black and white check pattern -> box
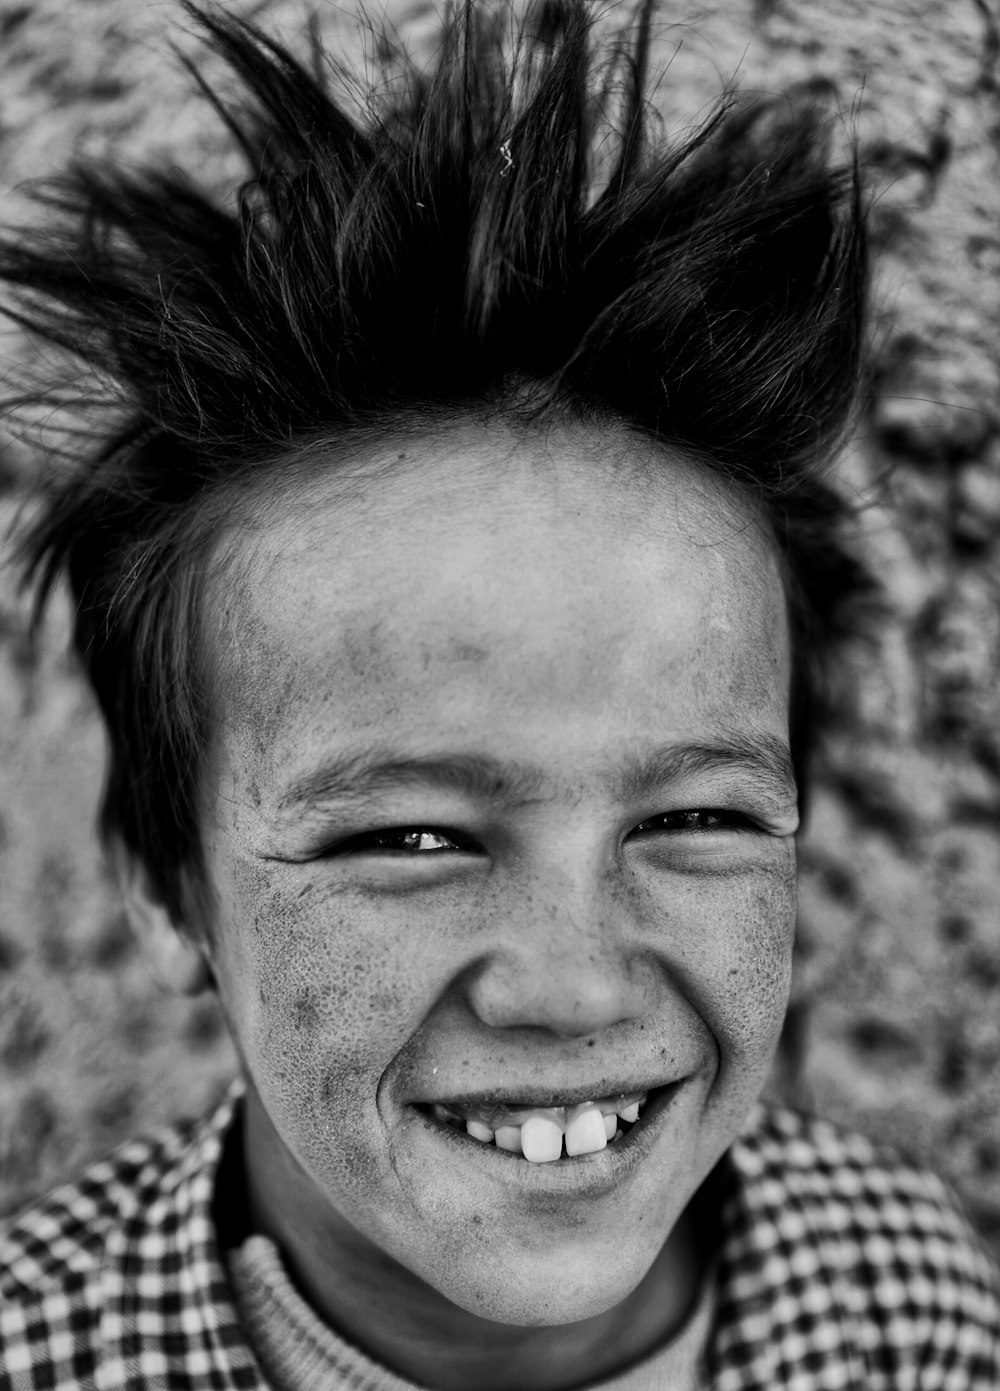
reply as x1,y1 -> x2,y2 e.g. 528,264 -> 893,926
2,1089 -> 998,1390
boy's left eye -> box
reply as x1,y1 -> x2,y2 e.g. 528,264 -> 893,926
629,809 -> 750,835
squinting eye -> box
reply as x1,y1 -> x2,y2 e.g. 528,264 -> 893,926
344,828 -> 473,855
631,809 -> 743,835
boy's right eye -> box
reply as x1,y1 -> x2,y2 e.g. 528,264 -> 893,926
333,827 -> 479,856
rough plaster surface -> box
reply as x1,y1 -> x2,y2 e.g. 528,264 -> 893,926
1,0 -> 998,1261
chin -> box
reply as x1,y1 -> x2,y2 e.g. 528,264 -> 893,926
423,1236 -> 665,1328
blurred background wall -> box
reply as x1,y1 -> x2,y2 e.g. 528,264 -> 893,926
1,0 -> 998,1258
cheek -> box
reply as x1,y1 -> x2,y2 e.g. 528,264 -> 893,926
210,860 -> 436,1126
646,849 -> 797,1064
722,862 -> 797,1057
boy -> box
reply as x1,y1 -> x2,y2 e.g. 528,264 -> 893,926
1,2 -> 997,1387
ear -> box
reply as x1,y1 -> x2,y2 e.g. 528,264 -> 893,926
114,849 -> 212,996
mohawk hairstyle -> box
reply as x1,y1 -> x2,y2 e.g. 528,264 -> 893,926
2,0 -> 871,924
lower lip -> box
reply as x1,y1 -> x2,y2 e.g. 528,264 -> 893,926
408,1083 -> 684,1196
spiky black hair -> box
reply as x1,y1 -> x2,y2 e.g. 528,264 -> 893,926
2,0 -> 871,924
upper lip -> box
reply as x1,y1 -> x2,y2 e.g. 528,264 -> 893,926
414,1078 -> 675,1110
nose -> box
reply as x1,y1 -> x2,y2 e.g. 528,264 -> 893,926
464,870 -> 652,1039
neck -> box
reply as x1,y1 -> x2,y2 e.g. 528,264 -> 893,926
237,1093 -> 707,1391
295,1223 -> 701,1391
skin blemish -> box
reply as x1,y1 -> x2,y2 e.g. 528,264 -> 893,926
448,640 -> 489,664
291,992 -> 320,1032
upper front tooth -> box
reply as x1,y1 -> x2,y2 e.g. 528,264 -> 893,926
619,1101 -> 640,1124
521,1115 -> 564,1163
495,1125 -> 523,1154
466,1119 -> 495,1143
564,1104 -> 608,1157
603,1112 -> 617,1140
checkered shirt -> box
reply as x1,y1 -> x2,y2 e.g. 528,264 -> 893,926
2,1089 -> 998,1390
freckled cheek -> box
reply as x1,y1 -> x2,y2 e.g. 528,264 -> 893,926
645,855 -> 797,1064
212,870 -> 460,1102
720,869 -> 797,1061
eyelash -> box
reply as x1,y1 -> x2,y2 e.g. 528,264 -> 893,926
334,810 -> 756,856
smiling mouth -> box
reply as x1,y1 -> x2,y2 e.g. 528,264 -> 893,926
419,1089 -> 662,1164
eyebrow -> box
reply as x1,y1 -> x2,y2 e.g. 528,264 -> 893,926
275,732 -> 796,817
277,752 -> 546,815
612,732 -> 796,804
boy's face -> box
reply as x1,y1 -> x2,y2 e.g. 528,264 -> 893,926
197,418 -> 799,1327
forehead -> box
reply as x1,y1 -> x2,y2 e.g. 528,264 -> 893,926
205,417 -> 790,782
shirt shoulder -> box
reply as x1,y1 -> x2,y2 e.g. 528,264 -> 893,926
1,1124 -> 186,1292
0,1091 -> 256,1391
738,1103 -> 998,1283
711,1102 -> 1000,1390
0,1131 -> 171,1389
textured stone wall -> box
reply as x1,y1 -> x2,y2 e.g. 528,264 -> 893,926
1,0 -> 998,1260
